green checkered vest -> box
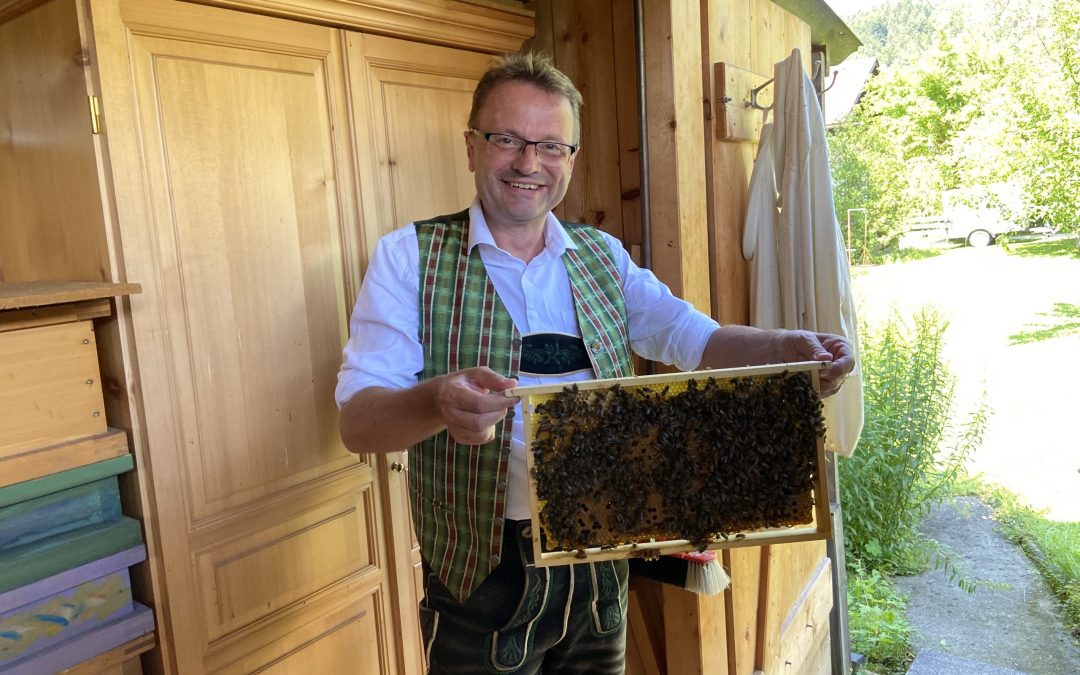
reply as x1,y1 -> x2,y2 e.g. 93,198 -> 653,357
412,209 -> 634,601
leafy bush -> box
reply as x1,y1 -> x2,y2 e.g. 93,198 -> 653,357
847,561 -> 915,674
840,308 -> 987,574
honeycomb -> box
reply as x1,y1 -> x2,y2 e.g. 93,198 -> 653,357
529,371 -> 825,553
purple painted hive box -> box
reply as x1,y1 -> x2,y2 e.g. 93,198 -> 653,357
0,546 -> 145,664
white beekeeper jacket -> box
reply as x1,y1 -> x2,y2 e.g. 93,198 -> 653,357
742,48 -> 864,456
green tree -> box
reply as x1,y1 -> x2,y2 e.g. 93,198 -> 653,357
847,0 -> 937,68
1015,1 -> 1080,231
828,0 -> 1080,256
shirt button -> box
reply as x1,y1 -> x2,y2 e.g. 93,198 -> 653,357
590,339 -> 603,352
498,481 -> 508,489
512,338 -> 522,348
490,554 -> 502,567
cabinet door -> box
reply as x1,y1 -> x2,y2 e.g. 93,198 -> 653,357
91,0 -> 391,671
0,0 -> 110,284
347,33 -> 496,264
344,33 -> 496,674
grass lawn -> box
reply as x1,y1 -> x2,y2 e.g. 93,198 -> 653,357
978,481 -> 1080,637
988,233 -> 1078,635
1003,234 -> 1080,258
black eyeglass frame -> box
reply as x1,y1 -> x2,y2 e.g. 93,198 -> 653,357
468,128 -> 579,160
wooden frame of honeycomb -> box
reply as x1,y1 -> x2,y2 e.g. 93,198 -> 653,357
512,361 -> 832,567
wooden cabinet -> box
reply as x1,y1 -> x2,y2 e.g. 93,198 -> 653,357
89,3 -> 394,670
0,0 -> 528,671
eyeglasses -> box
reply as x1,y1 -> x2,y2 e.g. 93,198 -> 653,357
468,128 -> 578,162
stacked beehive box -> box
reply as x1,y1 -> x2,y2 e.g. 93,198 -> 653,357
0,282 -> 154,673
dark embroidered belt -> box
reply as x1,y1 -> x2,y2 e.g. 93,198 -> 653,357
519,332 -> 592,377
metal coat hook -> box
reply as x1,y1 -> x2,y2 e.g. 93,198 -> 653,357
747,61 -> 838,111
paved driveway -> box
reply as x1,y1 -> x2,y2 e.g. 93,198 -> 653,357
850,244 -> 1080,522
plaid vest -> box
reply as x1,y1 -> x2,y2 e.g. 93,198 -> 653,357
412,209 -> 634,601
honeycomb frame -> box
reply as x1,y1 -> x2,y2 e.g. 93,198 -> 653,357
511,361 -> 832,567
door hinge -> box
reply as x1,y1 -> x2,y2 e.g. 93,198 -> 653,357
88,95 -> 103,135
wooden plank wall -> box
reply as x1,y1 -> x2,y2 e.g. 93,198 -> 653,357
531,2 -> 829,673
707,0 -> 811,325
529,0 -> 642,259
529,0 -> 809,321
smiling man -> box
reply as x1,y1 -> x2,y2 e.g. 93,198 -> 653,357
336,51 -> 854,675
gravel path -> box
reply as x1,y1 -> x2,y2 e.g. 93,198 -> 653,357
893,497 -> 1080,674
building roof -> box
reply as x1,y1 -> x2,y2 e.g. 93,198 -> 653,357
822,54 -> 879,126
770,0 -> 862,65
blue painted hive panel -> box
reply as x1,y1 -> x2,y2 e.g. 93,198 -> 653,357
0,477 -> 121,552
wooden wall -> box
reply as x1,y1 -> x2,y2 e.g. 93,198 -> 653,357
530,0 -> 810,322
529,0 -> 642,257
706,0 -> 811,324
531,2 -> 828,673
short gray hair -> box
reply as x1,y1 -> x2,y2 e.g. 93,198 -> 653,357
468,51 -> 584,143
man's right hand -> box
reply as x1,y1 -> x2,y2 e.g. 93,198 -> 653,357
339,367 -> 520,454
435,367 -> 520,445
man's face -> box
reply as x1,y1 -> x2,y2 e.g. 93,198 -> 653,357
466,81 -> 578,234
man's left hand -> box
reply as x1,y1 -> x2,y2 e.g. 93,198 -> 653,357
779,330 -> 855,397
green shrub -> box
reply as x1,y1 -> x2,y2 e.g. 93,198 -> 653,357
847,562 -> 915,674
840,308 -> 988,574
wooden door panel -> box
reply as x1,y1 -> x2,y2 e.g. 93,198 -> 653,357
760,541 -> 832,674
258,592 -> 384,675
193,483 -> 377,642
214,588 -> 386,673
133,39 -> 355,520
106,1 -> 392,670
0,0 -> 110,284
377,73 -> 478,224
348,33 -> 495,255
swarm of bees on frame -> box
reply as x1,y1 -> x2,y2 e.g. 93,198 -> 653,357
530,372 -> 825,554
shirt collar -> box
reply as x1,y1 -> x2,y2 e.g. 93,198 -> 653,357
467,197 -> 578,258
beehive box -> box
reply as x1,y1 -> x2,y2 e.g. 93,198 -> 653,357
514,361 -> 832,566
0,320 -> 107,460
0,546 -> 146,664
0,456 -> 142,595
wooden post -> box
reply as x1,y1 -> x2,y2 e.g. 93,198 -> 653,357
640,0 -> 711,315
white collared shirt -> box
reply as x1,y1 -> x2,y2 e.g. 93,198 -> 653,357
336,199 -> 720,518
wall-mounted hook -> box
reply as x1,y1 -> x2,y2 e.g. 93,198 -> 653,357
746,62 -> 836,111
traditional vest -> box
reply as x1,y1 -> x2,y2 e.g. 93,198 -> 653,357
411,209 -> 634,602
